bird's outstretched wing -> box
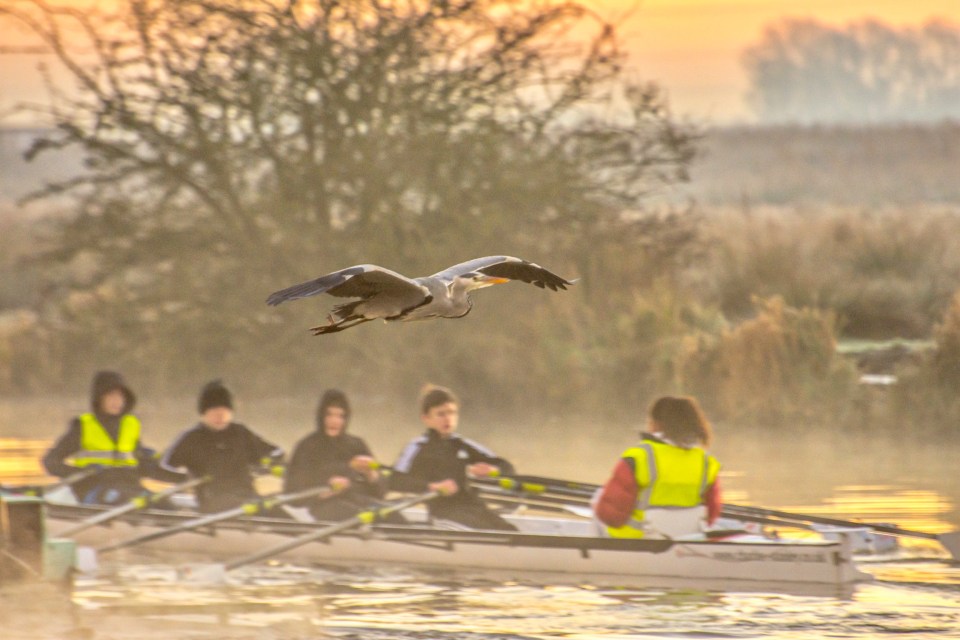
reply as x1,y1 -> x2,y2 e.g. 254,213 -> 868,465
431,256 -> 573,291
266,264 -> 427,306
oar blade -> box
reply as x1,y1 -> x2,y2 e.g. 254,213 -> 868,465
938,531 -> 960,561
562,504 -> 594,518
74,545 -> 99,574
177,563 -> 228,584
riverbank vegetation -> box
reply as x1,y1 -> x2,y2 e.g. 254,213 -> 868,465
5,197 -> 959,434
1,0 -> 958,435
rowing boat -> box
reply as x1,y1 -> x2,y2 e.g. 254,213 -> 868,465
44,500 -> 872,588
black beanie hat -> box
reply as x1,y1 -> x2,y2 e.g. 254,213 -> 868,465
316,388 -> 351,432
198,380 -> 233,413
90,370 -> 136,413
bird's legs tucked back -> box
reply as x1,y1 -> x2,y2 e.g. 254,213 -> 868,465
310,316 -> 373,335
310,300 -> 373,335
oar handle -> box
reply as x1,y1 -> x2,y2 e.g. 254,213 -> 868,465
225,490 -> 440,571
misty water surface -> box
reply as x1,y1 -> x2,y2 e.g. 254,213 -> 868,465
1,396 -> 959,639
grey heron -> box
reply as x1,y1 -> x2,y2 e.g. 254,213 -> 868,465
266,256 -> 574,335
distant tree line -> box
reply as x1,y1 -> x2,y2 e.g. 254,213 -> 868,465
743,18 -> 960,123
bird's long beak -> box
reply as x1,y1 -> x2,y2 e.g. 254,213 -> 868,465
466,274 -> 510,291
475,275 -> 510,289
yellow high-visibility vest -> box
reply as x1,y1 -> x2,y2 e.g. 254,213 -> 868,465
73,413 -> 141,468
606,439 -> 720,539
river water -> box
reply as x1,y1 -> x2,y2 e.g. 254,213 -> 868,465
1,400 -> 959,639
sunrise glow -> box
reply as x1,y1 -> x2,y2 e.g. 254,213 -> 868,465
1,0 -> 958,122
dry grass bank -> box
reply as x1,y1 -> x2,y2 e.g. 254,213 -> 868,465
688,122 -> 960,207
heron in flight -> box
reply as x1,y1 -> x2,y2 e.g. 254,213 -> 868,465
266,256 -> 574,335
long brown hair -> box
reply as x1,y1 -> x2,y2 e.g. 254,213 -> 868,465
648,396 -> 713,448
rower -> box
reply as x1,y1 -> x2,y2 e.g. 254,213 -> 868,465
284,388 -> 403,523
160,380 -> 284,513
42,370 -> 184,505
594,396 -> 722,539
390,384 -> 517,531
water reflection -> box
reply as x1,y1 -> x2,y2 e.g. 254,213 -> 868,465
0,438 -> 50,484
3,425 -> 960,639
56,565 -> 960,640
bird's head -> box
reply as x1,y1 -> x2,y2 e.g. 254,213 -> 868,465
457,272 -> 510,291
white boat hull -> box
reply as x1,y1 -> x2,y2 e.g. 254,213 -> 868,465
46,503 -> 871,588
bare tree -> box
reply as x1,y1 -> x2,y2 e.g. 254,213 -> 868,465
1,0 -> 696,399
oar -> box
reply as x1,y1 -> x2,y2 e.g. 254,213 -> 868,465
487,474 -> 960,559
476,484 -> 590,506
47,467 -> 107,492
4,467 -> 107,498
372,465 -> 591,517
472,475 -> 595,501
59,476 -> 211,537
475,485 -> 594,518
367,464 -> 581,516
224,490 -> 439,571
97,484 -> 336,554
723,504 -> 960,560
503,474 -> 600,493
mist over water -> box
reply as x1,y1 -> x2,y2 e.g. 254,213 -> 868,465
4,395 -> 959,530
2,397 -> 959,639
3,2 -> 959,636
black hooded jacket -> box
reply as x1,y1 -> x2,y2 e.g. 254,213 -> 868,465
284,391 -> 386,501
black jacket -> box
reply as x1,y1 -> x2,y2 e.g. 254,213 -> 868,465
284,430 -> 386,500
390,430 -> 515,510
161,422 -> 283,512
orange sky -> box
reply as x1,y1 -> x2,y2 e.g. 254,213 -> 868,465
588,0 -> 960,120
589,0 -> 960,121
1,0 -> 958,124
